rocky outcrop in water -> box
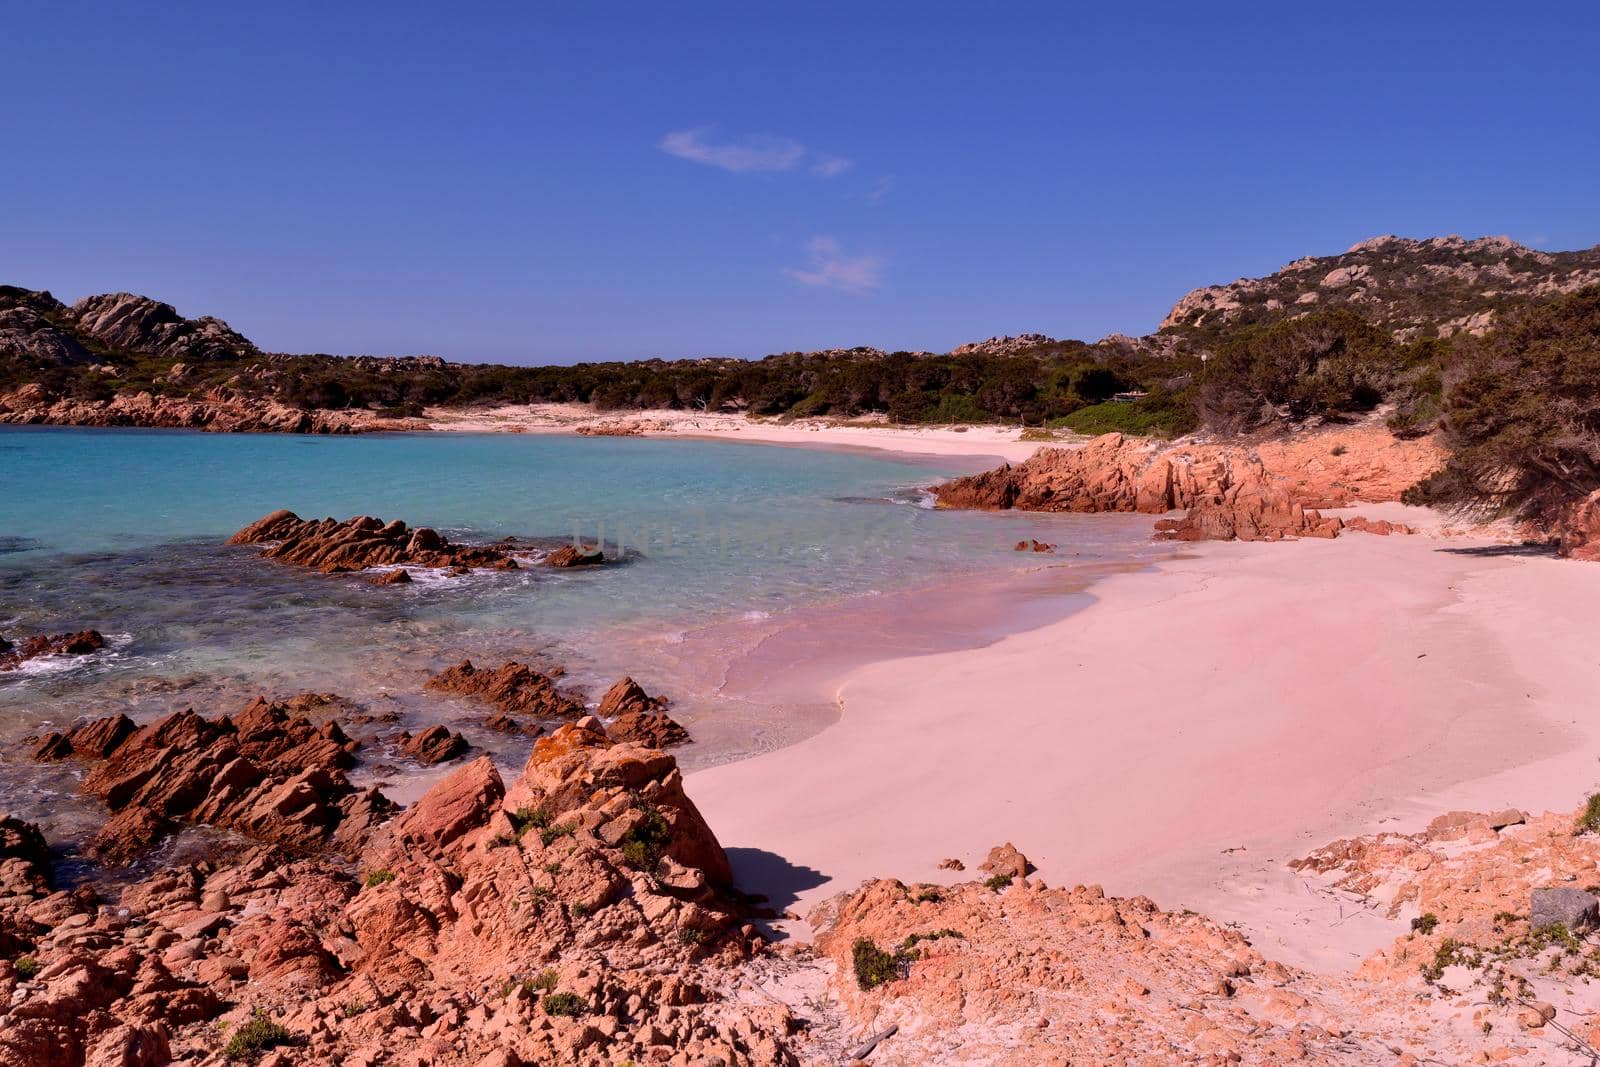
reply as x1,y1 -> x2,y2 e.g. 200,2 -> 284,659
425,660 -> 584,730
227,510 -> 520,573
397,723 -> 469,765
0,630 -> 105,672
545,543 -> 606,567
597,677 -> 691,748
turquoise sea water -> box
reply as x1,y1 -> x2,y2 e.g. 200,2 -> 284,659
0,426 -> 1161,833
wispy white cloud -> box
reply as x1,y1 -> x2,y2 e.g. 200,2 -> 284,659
810,155 -> 853,179
659,128 -> 805,173
786,236 -> 882,293
863,175 -> 894,203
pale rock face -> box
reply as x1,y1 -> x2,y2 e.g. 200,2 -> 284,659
1159,233 -> 1600,333
69,292 -> 256,362
0,306 -> 93,365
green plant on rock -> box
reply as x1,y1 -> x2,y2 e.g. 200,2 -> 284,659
1411,913 -> 1439,935
983,873 -> 1014,892
363,869 -> 396,888
521,969 -> 558,996
12,956 -> 38,980
899,928 -> 965,953
619,801 -> 673,872
510,805 -> 553,840
542,991 -> 589,1017
223,1010 -> 293,1060
852,937 -> 911,991
1580,793 -> 1600,835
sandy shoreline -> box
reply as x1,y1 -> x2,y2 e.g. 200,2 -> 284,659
425,406 -> 1592,973
424,402 -> 1048,465
686,524 -> 1600,970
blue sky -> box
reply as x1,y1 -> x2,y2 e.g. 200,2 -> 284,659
3,2 -> 1597,363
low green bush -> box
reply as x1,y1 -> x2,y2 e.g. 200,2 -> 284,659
542,991 -> 589,1017
223,1011 -> 292,1060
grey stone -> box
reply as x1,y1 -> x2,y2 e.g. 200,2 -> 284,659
1530,887 -> 1599,932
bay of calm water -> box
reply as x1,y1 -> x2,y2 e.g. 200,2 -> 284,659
0,426 -> 1163,833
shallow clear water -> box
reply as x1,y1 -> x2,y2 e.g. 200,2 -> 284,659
0,426 -> 1164,831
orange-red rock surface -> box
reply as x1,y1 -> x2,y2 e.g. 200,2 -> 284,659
934,426 -> 1445,543
228,510 -> 519,574
8,685 -> 1597,1065
0,630 -> 104,672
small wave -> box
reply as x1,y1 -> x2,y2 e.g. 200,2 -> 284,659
2,631 -> 135,680
0,536 -> 43,555
741,610 -> 770,621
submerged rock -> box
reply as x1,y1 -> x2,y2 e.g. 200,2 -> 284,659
0,630 -> 105,672
546,543 -> 605,567
425,658 -> 583,724
227,510 -> 520,574
398,723 -> 468,765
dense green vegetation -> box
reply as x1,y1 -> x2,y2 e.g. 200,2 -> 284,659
1406,286 -> 1600,525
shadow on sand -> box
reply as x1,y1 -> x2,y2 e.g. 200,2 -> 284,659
726,846 -> 829,918
1434,542 -> 1559,558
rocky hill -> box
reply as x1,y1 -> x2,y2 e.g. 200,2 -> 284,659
0,287 -> 259,368
1161,234 -> 1600,340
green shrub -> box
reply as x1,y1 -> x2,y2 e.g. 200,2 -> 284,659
1411,913 -> 1439,935
922,393 -> 990,425
983,873 -> 1014,892
542,991 -> 589,1017
539,822 -> 575,847
1579,793 -> 1600,834
1050,392 -> 1195,437
851,937 -> 908,990
510,805 -> 552,839
1421,286 -> 1600,525
899,928 -> 965,952
619,804 -> 672,871
1194,307 -> 1400,431
12,956 -> 38,980
223,1011 -> 292,1060
522,969 -> 558,995
363,869 -> 396,888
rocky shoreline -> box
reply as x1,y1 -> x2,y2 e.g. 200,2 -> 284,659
933,425 -> 1449,544
0,384 -> 423,436
6,680 -> 1600,1064
5,511 -> 1600,1062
